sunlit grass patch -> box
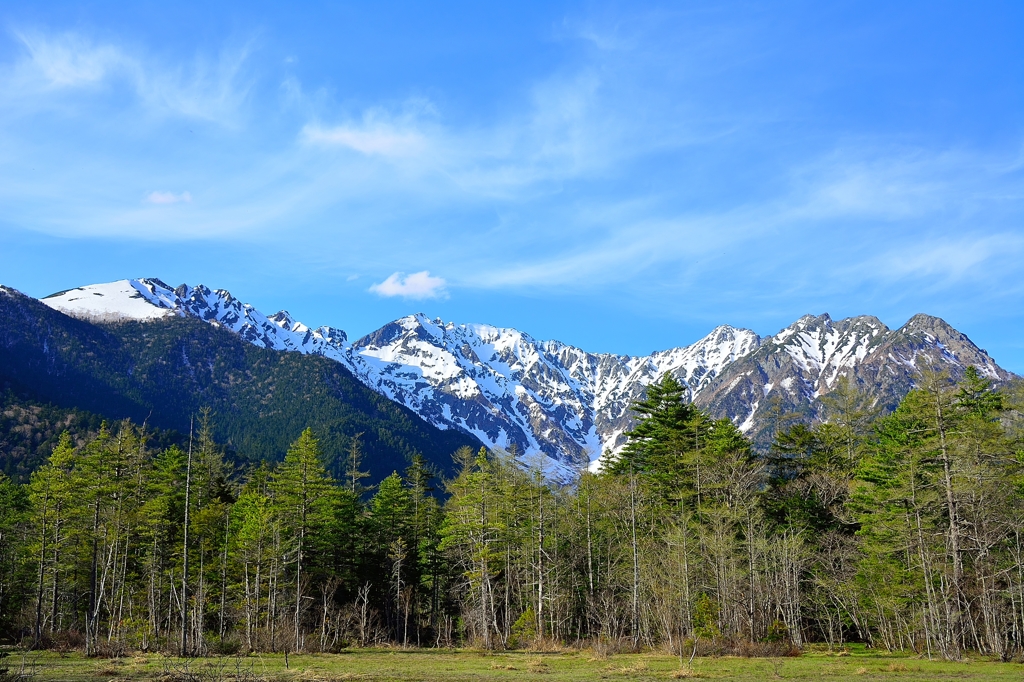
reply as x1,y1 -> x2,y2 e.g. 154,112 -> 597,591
606,658 -> 649,675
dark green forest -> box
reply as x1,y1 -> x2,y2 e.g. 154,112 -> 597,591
0,288 -> 475,481
1,366 -> 1023,662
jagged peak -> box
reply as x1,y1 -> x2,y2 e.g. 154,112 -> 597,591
315,325 -> 348,343
848,314 -> 885,324
268,310 -> 298,329
770,313 -> 892,344
696,324 -> 760,345
354,319 -> 414,348
772,313 -> 832,338
398,313 -> 540,348
799,312 -> 832,325
138,277 -> 174,292
900,313 -> 955,333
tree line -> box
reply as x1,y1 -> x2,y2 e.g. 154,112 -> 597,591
0,367 -> 1022,661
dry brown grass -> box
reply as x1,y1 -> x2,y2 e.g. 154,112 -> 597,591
291,671 -> 361,682
94,659 -> 125,676
607,659 -> 650,675
526,638 -> 571,653
526,657 -> 550,674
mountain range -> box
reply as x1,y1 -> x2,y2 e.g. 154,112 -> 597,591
0,284 -> 476,482
34,278 -> 1016,478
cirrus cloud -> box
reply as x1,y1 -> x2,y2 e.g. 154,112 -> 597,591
369,271 -> 448,299
14,30 -> 123,87
3,29 -> 254,125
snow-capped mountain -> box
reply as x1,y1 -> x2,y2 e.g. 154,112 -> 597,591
42,279 -> 1014,475
347,316 -> 759,475
693,313 -> 1011,443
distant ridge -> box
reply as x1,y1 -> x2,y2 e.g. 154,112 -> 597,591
41,279 -> 1016,476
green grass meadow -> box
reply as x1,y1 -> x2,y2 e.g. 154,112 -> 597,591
4,645 -> 1024,682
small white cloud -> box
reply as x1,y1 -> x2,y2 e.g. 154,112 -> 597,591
146,191 -> 192,205
369,271 -> 448,299
346,274 -> 359,281
302,122 -> 426,157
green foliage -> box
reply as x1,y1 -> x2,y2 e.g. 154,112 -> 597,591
508,605 -> 537,648
0,471 -> 29,633
0,359 -> 1022,663
609,373 -> 698,479
608,373 -> 756,514
692,594 -> 721,641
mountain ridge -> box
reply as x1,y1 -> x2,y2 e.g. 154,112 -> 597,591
3,284 -> 477,481
39,278 -> 1015,476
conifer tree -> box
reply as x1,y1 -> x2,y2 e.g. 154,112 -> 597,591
611,374 -> 695,475
609,373 -> 709,507
0,471 -> 29,638
27,432 -> 74,645
372,472 -> 412,642
270,428 -> 335,651
345,433 -> 371,497
440,447 -> 502,648
231,464 -> 276,651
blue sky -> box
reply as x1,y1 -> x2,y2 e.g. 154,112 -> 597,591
2,1 -> 1023,371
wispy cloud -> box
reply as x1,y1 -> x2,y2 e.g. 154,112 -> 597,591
293,68 -> 660,197
369,271 -> 448,300
302,122 -> 426,157
299,97 -> 437,158
460,142 -> 1024,299
14,30 -> 122,87
867,234 -> 1024,285
3,15 -> 1024,325
791,147 -> 1001,222
0,20 -> 727,241
2,29 -> 254,124
145,190 -> 192,205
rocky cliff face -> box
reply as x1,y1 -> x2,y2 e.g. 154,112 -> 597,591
41,279 -> 1015,477
693,313 -> 1012,446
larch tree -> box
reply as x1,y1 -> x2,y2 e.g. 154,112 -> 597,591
270,427 -> 336,652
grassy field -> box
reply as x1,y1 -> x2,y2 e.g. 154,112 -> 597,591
3,646 -> 1023,681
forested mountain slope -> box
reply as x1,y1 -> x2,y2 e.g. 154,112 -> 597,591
0,392 -> 187,481
40,278 -> 1016,475
0,286 -> 476,481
